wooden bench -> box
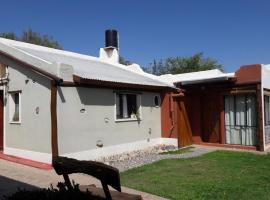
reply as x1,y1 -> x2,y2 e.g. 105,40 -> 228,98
52,156 -> 142,200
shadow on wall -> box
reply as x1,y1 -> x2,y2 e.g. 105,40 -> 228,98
75,87 -> 158,108
0,55 -> 51,91
76,87 -> 114,106
58,87 -> 66,103
0,175 -> 38,198
141,93 -> 157,108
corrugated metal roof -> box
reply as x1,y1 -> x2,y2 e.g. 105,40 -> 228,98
158,69 -> 235,85
0,38 -> 174,88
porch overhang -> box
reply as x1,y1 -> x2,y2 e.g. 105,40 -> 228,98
178,76 -> 235,85
73,75 -> 178,92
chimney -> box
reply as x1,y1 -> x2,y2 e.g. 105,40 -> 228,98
99,29 -> 119,63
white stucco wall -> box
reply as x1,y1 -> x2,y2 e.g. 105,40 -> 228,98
262,64 -> 270,149
57,87 -> 162,157
262,64 -> 270,90
0,55 -> 170,163
0,56 -> 52,157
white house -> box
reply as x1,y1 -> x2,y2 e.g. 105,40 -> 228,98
0,31 -> 177,164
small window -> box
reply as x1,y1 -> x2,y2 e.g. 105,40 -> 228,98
116,93 -> 141,120
154,95 -> 160,107
9,92 -> 21,123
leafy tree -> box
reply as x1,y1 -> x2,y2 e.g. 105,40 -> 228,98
0,32 -> 17,40
147,52 -> 223,75
119,56 -> 132,65
119,56 -> 127,65
0,28 -> 63,49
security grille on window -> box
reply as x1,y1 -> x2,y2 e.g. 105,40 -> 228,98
10,92 -> 21,123
116,93 -> 140,120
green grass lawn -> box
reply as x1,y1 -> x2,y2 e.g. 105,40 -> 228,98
121,151 -> 270,200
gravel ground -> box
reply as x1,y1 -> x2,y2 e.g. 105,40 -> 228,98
98,145 -> 216,172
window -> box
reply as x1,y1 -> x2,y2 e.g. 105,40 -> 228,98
154,95 -> 160,107
265,96 -> 270,126
115,93 -> 141,120
225,95 -> 256,127
224,95 -> 257,145
9,92 -> 21,123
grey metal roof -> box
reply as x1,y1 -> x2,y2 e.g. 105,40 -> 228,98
158,69 -> 235,85
0,38 -> 174,88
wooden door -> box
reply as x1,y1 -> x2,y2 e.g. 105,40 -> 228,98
0,91 -> 3,150
177,98 -> 193,147
201,93 -> 220,143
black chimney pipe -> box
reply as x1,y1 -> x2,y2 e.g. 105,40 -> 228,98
105,29 -> 118,49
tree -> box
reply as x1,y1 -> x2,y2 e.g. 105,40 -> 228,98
119,56 -> 133,65
0,28 -> 63,49
119,56 -> 127,65
147,52 -> 223,75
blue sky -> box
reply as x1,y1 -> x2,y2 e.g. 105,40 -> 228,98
1,0 -> 270,72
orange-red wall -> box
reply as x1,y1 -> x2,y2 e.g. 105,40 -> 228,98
160,64 -> 262,147
235,64 -> 261,84
188,94 -> 202,143
161,92 -> 178,138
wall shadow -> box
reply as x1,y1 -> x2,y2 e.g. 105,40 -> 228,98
76,87 -> 113,106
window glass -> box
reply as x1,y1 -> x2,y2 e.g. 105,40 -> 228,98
225,94 -> 257,146
235,95 -> 246,126
154,95 -> 160,107
224,95 -> 256,127
116,93 -> 140,120
264,96 -> 270,126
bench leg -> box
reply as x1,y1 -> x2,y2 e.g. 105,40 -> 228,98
101,181 -> 112,200
63,173 -> 73,190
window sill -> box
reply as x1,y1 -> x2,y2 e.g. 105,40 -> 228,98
10,121 -> 21,124
115,118 -> 142,122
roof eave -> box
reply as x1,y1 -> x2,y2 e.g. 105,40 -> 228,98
73,75 -> 177,92
176,76 -> 235,86
0,49 -> 62,83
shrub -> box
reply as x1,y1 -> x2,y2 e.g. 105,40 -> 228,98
3,182 -> 104,200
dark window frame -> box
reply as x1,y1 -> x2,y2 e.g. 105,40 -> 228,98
115,93 -> 141,120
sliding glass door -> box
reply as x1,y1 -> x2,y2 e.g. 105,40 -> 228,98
224,95 -> 257,146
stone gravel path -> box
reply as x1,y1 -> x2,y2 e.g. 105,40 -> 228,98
106,145 -> 216,172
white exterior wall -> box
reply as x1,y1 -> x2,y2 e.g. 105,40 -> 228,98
0,56 -> 176,163
262,64 -> 270,89
262,64 -> 270,149
57,87 -> 170,160
1,56 -> 52,163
